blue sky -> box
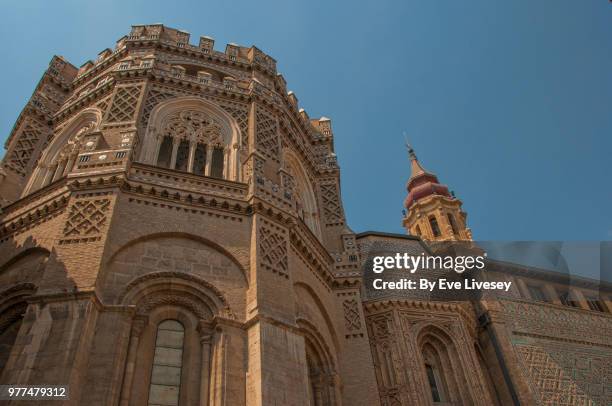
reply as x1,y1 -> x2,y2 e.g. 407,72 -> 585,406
1,0 -> 611,241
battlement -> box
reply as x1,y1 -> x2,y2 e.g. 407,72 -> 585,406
54,24 -> 333,140
125,24 -> 277,74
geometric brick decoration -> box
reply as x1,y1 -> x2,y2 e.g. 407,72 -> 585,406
258,222 -> 288,276
343,299 -> 362,331
7,119 -> 45,176
106,85 -> 142,123
62,198 -> 110,241
320,181 -> 343,226
141,88 -> 177,126
222,103 -> 249,146
515,344 -> 610,406
255,106 -> 279,158
96,97 -> 111,116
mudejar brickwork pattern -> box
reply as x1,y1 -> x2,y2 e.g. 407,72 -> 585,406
0,24 -> 610,406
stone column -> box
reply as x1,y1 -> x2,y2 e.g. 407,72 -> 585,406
313,376 -> 323,406
52,161 -> 65,182
222,147 -> 230,179
571,288 -> 590,310
119,317 -> 147,406
543,284 -> 561,305
198,321 -> 213,406
63,156 -> 76,176
188,141 -> 197,173
43,164 -> 58,186
515,278 -> 530,299
204,147 -> 214,176
153,134 -> 163,165
39,164 -> 52,187
170,139 -> 180,170
209,326 -> 227,406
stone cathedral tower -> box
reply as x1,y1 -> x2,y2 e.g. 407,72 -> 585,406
0,24 -> 380,406
402,145 -> 472,241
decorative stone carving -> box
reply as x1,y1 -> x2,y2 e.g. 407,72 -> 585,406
255,106 -> 279,158
162,110 -> 223,146
6,119 -> 46,176
515,343 -> 609,406
320,180 -> 343,226
62,198 -> 110,241
106,85 -> 142,123
258,221 -> 288,276
343,299 -> 362,331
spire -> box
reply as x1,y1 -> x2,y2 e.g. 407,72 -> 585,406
401,139 -> 472,241
405,142 -> 431,181
403,140 -> 449,209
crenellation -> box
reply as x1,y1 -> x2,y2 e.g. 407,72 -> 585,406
286,90 -> 298,109
198,35 -> 214,53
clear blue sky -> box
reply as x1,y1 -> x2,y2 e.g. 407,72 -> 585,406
1,0 -> 611,241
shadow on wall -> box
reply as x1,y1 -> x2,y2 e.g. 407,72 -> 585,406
0,234 -> 78,385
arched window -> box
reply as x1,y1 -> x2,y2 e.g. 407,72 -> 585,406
157,136 -> 173,168
147,320 -> 185,406
193,144 -> 207,175
414,224 -> 421,236
175,140 -> 190,172
429,216 -> 441,237
210,147 -> 224,178
447,213 -> 459,235
141,98 -> 242,181
417,327 -> 496,405
24,111 -> 101,195
47,123 -> 95,184
151,109 -> 229,179
283,151 -> 322,239
425,364 -> 443,402
422,343 -> 448,403
305,340 -> 335,406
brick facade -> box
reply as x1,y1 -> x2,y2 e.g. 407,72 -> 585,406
0,24 -> 610,406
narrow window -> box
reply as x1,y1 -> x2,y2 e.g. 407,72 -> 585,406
157,136 -> 173,168
193,143 -> 206,175
210,147 -> 224,178
429,216 -> 441,237
414,225 -> 421,236
527,284 -> 545,301
79,155 -> 91,163
175,140 -> 190,172
425,364 -> 442,402
586,298 -> 605,312
560,292 -> 579,308
447,213 -> 459,235
148,320 -> 185,406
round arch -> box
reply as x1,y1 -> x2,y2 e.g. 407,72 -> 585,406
23,108 -> 102,194
415,323 -> 473,405
298,318 -> 340,406
139,96 -> 242,180
120,271 -> 232,319
294,282 -> 340,353
283,149 -> 322,239
104,231 -> 248,282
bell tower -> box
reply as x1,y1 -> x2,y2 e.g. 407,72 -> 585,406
402,144 -> 472,241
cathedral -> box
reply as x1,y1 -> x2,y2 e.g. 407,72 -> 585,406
0,24 -> 610,405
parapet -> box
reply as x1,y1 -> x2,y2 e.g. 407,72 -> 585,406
125,24 -> 277,74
